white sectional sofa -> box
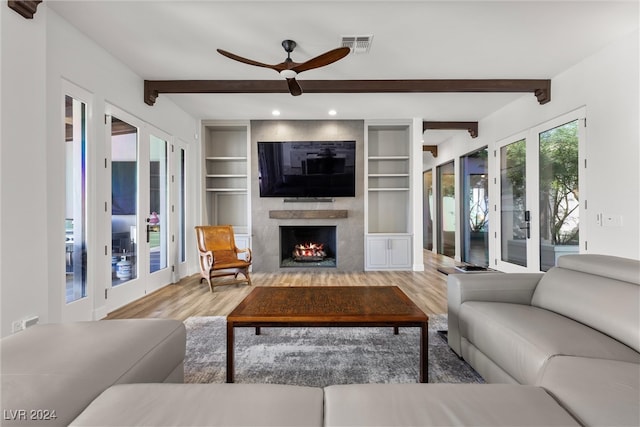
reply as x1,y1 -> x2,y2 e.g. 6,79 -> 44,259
447,254 -> 640,426
0,319 -> 186,426
70,382 -> 580,427
2,254 -> 638,426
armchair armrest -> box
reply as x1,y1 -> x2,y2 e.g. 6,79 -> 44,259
447,272 -> 544,357
198,249 -> 214,272
236,247 -> 252,263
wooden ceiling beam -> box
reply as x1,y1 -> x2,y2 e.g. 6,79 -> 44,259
423,146 -> 438,157
144,79 -> 551,106
423,121 -> 479,138
8,0 -> 42,19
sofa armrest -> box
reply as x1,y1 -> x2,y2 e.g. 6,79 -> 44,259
447,273 -> 543,357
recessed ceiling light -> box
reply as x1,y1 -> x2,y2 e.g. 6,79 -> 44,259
328,109 -> 337,116
272,110 -> 281,116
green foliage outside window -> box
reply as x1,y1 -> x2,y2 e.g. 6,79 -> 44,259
539,120 -> 579,245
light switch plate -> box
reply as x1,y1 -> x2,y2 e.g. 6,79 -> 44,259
603,214 -> 623,227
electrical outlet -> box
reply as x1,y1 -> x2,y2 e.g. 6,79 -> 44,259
11,316 -> 39,334
12,320 -> 24,334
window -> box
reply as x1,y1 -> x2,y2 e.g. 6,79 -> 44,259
423,170 -> 433,251
65,95 -> 88,303
461,147 -> 489,266
437,161 -> 455,257
500,139 -> 527,267
111,117 -> 138,285
538,120 -> 580,271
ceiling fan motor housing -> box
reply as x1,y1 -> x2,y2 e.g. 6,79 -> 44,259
282,39 -> 296,53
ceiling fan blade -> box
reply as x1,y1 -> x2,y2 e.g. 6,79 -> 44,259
286,78 -> 303,96
216,49 -> 278,71
291,47 -> 350,74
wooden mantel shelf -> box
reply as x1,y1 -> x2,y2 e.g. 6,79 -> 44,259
269,210 -> 348,220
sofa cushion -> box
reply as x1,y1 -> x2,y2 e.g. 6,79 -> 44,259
1,319 -> 185,426
539,356 -> 640,427
532,255 -> 640,352
460,301 -> 640,384
324,383 -> 580,426
70,383 -> 324,427
557,254 -> 640,285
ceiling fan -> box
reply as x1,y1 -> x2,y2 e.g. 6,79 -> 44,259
217,40 -> 350,96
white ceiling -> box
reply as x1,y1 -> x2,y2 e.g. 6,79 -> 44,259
48,1 -> 638,144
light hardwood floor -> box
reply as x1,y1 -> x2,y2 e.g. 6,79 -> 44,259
105,251 -> 456,321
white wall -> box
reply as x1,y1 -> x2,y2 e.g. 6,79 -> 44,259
424,29 -> 640,263
1,5 -> 200,337
1,3 -> 49,338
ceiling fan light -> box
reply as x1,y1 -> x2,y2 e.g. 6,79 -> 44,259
280,69 -> 297,79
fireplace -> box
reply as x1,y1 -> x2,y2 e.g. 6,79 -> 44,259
279,226 -> 337,268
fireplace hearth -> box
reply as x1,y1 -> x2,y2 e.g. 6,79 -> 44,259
280,226 -> 337,268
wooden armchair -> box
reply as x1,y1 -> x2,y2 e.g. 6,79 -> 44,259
195,225 -> 252,292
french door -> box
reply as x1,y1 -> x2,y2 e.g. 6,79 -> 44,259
172,140 -> 190,281
105,107 -> 174,311
62,82 -> 93,321
495,109 -> 586,272
436,161 -> 456,257
423,170 -> 433,251
461,147 -> 489,267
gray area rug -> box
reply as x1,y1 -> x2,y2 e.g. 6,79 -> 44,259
184,314 -> 483,387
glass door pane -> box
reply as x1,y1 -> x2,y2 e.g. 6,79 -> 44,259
65,95 -> 87,303
149,135 -> 168,273
423,170 -> 433,251
539,120 -> 580,271
462,147 -> 489,266
179,148 -> 186,263
500,139 -> 528,267
111,117 -> 138,285
437,161 -> 455,257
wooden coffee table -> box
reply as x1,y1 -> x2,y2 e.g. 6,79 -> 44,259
226,286 -> 429,383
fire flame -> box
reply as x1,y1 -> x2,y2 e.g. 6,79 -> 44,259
293,242 -> 326,258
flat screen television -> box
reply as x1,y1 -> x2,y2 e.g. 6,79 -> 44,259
257,140 -> 356,198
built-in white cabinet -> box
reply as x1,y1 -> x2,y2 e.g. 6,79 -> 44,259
365,235 -> 412,270
365,121 -> 412,270
202,121 -> 251,246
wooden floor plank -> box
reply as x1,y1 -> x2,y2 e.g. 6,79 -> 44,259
105,251 -> 456,321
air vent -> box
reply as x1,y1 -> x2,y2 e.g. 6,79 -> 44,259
340,35 -> 373,54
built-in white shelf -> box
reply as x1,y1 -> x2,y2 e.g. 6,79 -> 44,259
202,122 -> 251,236
365,121 -> 412,271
